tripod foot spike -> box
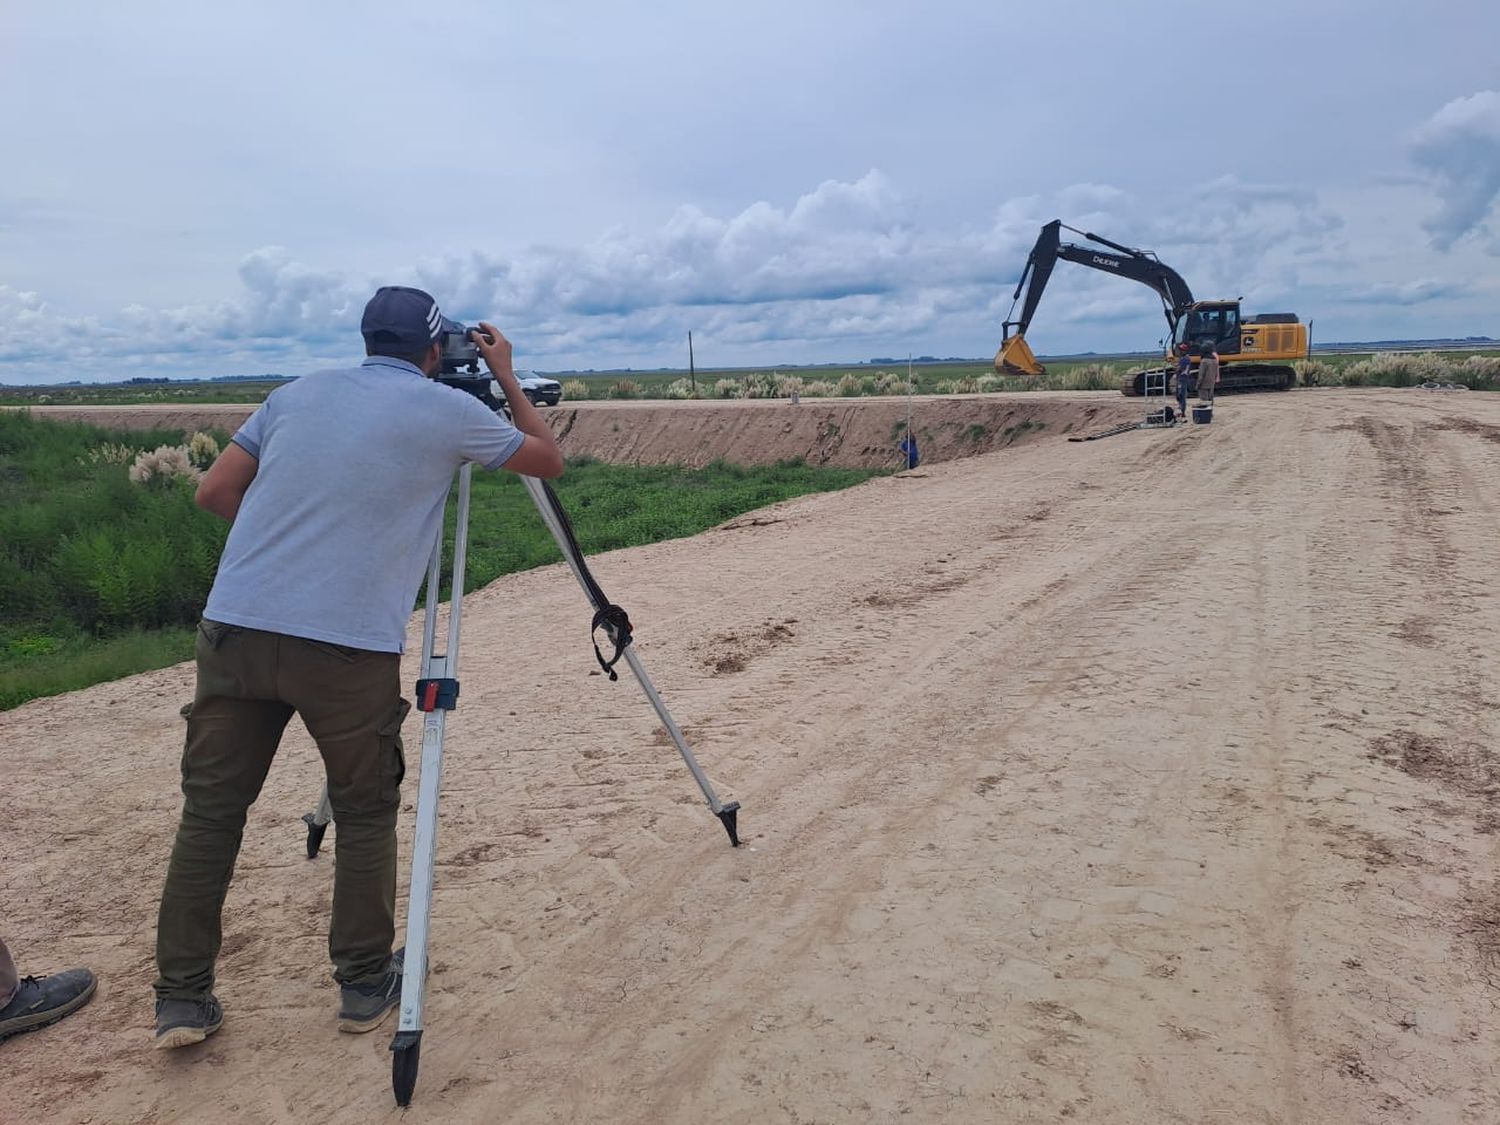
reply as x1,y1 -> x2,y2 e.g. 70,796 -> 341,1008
391,1029 -> 422,1106
716,802 -> 741,847
302,813 -> 328,859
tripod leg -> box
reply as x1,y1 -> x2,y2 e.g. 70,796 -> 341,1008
618,646 -> 740,845
389,463 -> 473,1106
517,474 -> 741,845
388,706 -> 449,1103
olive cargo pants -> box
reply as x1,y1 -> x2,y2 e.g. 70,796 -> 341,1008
154,620 -> 410,1001
0,939 -> 17,1008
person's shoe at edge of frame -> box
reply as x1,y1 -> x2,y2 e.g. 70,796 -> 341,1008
337,948 -> 404,1034
0,968 -> 97,1043
153,994 -> 224,1050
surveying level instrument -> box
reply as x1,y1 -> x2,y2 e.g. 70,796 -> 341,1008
297,368 -> 740,1106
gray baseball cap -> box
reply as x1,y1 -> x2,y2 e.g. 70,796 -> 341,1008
361,286 -> 444,352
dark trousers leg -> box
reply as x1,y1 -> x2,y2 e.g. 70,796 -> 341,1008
0,938 -> 17,1008
155,624 -> 291,1001
280,638 -> 407,985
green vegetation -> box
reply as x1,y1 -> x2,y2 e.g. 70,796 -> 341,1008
0,379 -> 286,407
999,420 -> 1046,443
552,360 -> 1137,400
449,457 -> 879,597
1294,352 -> 1500,390
0,411 -> 882,710
2,627 -> 199,714
0,411 -> 233,708
551,351 -> 1500,399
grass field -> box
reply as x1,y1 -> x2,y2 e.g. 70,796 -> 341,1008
0,410 -> 882,710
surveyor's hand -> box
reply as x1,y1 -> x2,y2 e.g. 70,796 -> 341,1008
474,322 -> 513,377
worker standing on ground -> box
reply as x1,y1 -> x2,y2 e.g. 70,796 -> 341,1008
1198,346 -> 1220,405
151,287 -> 564,1050
1173,343 -> 1193,419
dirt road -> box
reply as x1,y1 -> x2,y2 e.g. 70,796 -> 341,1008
3,389 -> 1497,1123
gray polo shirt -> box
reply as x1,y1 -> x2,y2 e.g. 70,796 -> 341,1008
203,357 -> 525,653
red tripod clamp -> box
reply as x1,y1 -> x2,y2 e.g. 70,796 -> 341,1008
415,678 -> 459,712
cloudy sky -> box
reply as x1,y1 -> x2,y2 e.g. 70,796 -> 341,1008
2,0 -> 1498,383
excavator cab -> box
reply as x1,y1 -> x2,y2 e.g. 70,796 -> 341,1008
1172,301 -> 1242,358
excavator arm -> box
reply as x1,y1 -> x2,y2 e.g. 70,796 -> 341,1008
996,220 -> 1195,375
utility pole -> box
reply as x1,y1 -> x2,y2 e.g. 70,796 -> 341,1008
688,331 -> 696,394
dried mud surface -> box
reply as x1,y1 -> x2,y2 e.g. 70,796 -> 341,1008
3,387 -> 1499,1124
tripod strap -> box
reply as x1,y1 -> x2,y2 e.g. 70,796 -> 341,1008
535,478 -> 637,679
590,604 -> 632,680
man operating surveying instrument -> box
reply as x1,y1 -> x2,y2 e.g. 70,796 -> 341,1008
152,286 -> 562,1049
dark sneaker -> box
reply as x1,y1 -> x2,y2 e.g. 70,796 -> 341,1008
153,994 -> 223,1050
337,948 -> 404,1034
0,969 -> 97,1043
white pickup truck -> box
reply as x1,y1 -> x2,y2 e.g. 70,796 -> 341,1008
513,371 -> 562,407
490,371 -> 563,407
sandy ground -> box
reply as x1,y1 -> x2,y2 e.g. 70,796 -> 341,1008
3,388 -> 1498,1124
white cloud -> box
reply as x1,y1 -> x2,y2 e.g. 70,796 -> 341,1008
0,162 -> 1488,384
1346,278 -> 1466,306
1412,90 -> 1500,250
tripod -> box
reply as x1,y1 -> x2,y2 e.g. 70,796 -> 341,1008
299,452 -> 740,1107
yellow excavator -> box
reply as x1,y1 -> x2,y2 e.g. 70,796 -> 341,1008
995,220 -> 1308,395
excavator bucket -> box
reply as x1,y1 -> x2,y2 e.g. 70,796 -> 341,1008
995,333 -> 1046,377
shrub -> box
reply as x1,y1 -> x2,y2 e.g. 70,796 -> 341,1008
1459,355 -> 1500,391
836,373 -> 862,397
187,431 -> 220,469
1061,363 -> 1121,391
801,379 -> 835,397
562,379 -> 590,401
80,441 -> 135,466
1342,355 -> 1417,387
1294,359 -> 1339,387
739,372 -> 778,399
714,378 -> 740,399
664,378 -> 699,399
608,379 -> 639,399
1340,352 -> 1460,388
128,445 -> 200,488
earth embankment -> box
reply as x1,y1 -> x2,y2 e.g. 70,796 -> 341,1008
23,393 -> 1143,469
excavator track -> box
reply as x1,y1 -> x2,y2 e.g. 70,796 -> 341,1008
1121,364 -> 1295,396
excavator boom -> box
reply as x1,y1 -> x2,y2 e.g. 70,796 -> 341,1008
996,220 -> 1194,375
